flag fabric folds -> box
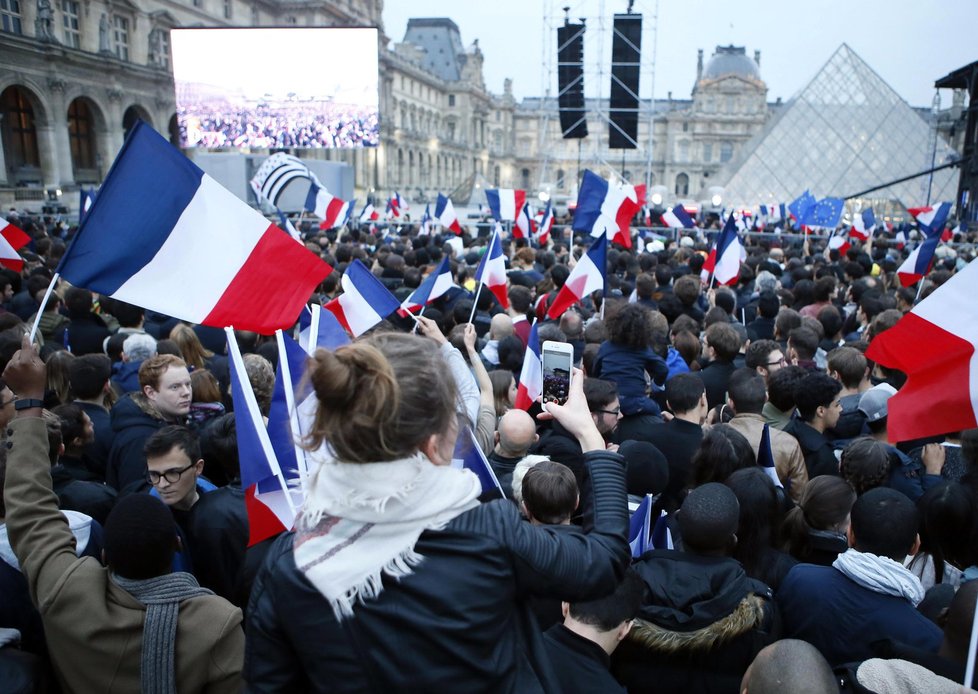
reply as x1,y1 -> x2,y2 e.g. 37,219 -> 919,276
275,207 -> 301,241
828,227 -> 851,257
324,259 -> 401,337
305,181 -> 352,230
79,187 -> 96,223
514,322 -> 542,411
628,494 -> 654,558
866,257 -> 978,442
661,204 -> 696,229
434,193 -> 464,235
485,188 -> 526,222
788,190 -> 816,225
451,427 -> 504,495
250,152 -> 315,206
0,218 -> 31,271
400,256 -> 456,314
56,122 -> 332,334
473,225 -> 510,308
758,423 -> 784,490
297,303 -> 351,354
226,328 -> 298,546
908,202 -> 952,234
514,203 -> 536,239
700,215 -> 744,287
536,200 -> 555,246
851,208 -> 876,241
419,204 -> 433,236
547,234 -> 607,319
359,203 -> 379,223
572,170 -> 644,249
896,225 -> 944,287
800,197 -> 845,229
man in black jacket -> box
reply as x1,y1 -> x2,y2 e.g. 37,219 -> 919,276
61,288 -> 110,356
697,322 -> 742,410
783,372 -> 843,478
543,569 -> 644,694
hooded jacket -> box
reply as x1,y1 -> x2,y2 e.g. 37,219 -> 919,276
613,551 -> 778,694
106,393 -> 171,494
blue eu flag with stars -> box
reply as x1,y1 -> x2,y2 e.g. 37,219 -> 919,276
801,197 -> 845,229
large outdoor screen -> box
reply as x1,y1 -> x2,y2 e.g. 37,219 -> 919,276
170,27 -> 379,150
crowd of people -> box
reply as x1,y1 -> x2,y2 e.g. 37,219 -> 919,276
179,97 -> 380,148
0,204 -> 977,693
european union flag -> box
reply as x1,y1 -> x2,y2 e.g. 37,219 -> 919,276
788,190 -> 816,225
801,197 -> 845,229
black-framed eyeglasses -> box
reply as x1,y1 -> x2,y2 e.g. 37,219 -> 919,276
766,357 -> 787,367
595,408 -> 621,416
146,462 -> 195,486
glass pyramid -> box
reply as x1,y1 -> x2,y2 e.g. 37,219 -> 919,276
720,44 -> 958,212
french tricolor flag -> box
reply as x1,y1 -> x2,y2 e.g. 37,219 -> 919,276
572,170 -> 644,249
305,181 -> 352,230
388,192 -> 408,218
828,227 -> 851,257
514,203 -> 536,240
0,218 -> 31,271
56,122 -> 332,334
297,303 -> 350,354
700,214 -> 744,287
451,426 -> 504,496
324,259 -> 401,336
536,200 -> 555,246
226,327 -> 299,546
867,257 -> 978,442
851,207 -> 876,241
514,322 -> 542,410
419,204 -> 433,236
400,256 -> 456,314
758,423 -> 784,490
908,202 -> 952,233
661,204 -> 696,229
359,203 -> 379,223
629,494 -> 654,558
485,188 -> 527,222
434,193 -> 463,235
896,224 -> 944,287
473,224 -> 509,308
547,234 -> 607,319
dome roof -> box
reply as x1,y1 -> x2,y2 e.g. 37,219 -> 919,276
701,45 -> 760,81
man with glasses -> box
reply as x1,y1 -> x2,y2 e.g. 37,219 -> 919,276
145,426 -> 215,514
744,339 -> 787,385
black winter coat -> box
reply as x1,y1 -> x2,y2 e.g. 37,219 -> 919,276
106,393 -> 168,494
244,452 -> 630,693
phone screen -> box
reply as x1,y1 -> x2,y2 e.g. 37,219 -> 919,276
542,349 -> 572,405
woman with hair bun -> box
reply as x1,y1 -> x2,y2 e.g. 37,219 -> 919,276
245,322 -> 630,692
782,475 -> 856,566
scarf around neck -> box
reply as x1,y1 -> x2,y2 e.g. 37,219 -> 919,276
833,548 -> 925,606
111,571 -> 213,694
295,450 -> 482,620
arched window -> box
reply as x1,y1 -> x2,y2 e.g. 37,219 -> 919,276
123,105 -> 152,137
0,86 -> 41,179
720,141 -> 733,163
675,173 -> 689,197
168,113 -> 180,147
67,97 -> 97,177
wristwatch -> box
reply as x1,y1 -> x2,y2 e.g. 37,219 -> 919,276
14,398 -> 44,411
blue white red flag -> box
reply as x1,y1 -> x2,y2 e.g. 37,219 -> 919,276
536,200 -> 555,246
305,181 -> 353,230
661,204 -> 696,229
359,202 -> 379,223
324,259 -> 401,336
387,192 -> 408,218
547,234 -> 607,319
572,170 -> 644,249
451,426 -> 504,495
485,188 -> 527,222
275,207 -> 300,241
400,256 -> 456,314
650,509 -> 674,550
758,423 -> 784,489
56,122 -> 332,334
297,303 -> 351,354
473,224 -> 509,308
514,322 -> 542,410
628,494 -> 654,558
514,203 -> 536,239
419,204 -> 433,236
434,193 -> 463,235
908,202 -> 952,234
828,227 -> 851,257
0,218 -> 31,271
226,328 -> 299,546
897,224 -> 944,287
700,214 -> 744,286
851,208 -> 877,241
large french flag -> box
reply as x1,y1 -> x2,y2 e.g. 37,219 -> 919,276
473,225 -> 509,308
400,256 -> 456,314
56,122 -> 331,334
514,203 -> 536,239
485,188 -> 526,222
536,200 -> 555,246
0,218 -> 31,271
324,259 -> 401,336
514,322 -> 542,410
434,193 -> 463,235
897,224 -> 944,287
226,328 -> 299,546
547,234 -> 607,319
661,204 -> 696,229
700,214 -> 743,287
867,257 -> 978,442
851,207 -> 876,241
572,170 -> 644,249
305,181 -> 352,230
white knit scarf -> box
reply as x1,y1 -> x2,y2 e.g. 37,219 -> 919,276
294,449 -> 482,620
833,548 -> 925,606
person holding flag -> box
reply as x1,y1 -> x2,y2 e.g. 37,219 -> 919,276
245,332 -> 629,692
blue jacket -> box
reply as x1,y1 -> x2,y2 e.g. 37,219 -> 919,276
592,342 -> 668,401
777,562 -> 941,666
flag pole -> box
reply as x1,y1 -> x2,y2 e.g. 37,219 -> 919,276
914,277 -> 926,304
29,272 -> 60,344
468,282 -> 484,325
964,597 -> 978,687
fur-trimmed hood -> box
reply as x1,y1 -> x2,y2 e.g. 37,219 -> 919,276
630,550 -> 772,653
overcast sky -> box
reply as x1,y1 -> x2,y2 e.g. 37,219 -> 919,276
382,0 -> 975,109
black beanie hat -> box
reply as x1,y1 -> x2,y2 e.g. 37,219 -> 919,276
103,494 -> 176,579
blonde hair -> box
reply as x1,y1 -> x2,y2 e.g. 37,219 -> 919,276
169,324 -> 213,370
